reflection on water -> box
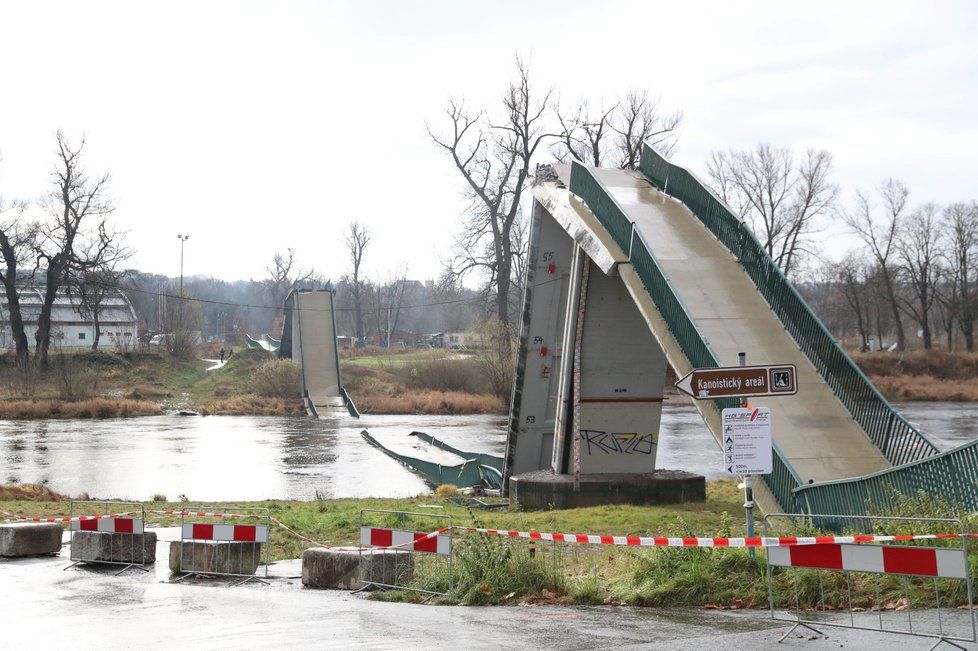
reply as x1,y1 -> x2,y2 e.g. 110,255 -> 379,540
1,402 -> 973,500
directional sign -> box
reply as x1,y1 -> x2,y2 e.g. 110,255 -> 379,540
722,407 -> 773,475
676,364 -> 797,400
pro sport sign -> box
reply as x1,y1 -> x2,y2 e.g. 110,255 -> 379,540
721,407 -> 772,475
675,364 -> 797,400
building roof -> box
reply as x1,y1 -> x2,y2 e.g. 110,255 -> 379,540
0,287 -> 137,325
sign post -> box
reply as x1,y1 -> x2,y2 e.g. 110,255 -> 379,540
676,356 -> 792,554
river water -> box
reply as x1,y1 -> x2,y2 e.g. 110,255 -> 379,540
0,402 -> 973,501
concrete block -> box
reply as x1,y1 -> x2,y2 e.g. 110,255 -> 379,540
169,540 -> 263,576
0,522 -> 62,557
70,531 -> 157,564
301,548 -> 414,590
510,469 -> 706,510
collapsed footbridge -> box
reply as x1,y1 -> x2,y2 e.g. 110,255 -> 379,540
280,287 -> 358,419
504,145 -> 978,516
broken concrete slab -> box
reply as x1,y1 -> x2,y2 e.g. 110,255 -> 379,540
0,522 -> 63,557
301,548 -> 413,590
70,531 -> 157,564
169,540 -> 263,576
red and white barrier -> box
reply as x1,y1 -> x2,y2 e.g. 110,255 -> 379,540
70,517 -> 144,534
460,526 -> 978,548
767,543 -> 969,579
1,509 -> 138,523
182,523 -> 268,543
360,526 -> 451,555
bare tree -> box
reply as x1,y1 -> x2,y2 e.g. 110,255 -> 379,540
552,90 -> 682,168
707,144 -> 837,275
34,132 -> 126,368
898,203 -> 943,349
942,201 -> 978,351
342,221 -> 371,344
841,179 -> 910,350
429,56 -> 552,324
0,186 -> 36,364
265,248 -> 313,310
553,99 -> 619,167
838,254 -> 873,351
65,264 -> 124,350
379,266 -> 409,347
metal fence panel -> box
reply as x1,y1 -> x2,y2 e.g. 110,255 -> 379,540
173,506 -> 271,587
358,509 -> 452,599
764,513 -> 976,647
66,501 -> 149,576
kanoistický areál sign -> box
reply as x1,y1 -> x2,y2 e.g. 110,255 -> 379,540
675,364 -> 797,399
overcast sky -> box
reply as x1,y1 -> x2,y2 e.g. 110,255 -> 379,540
1,1 -> 975,284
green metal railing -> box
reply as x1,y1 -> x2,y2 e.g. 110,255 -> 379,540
793,439 -> 978,517
638,144 -> 938,467
568,161 -> 801,511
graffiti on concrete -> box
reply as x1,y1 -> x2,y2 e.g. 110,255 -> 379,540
578,430 -> 657,456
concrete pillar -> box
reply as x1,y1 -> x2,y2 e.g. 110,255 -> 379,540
504,202 -> 575,479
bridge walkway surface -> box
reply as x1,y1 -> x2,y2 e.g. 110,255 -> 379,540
592,169 -> 887,485
292,289 -> 347,417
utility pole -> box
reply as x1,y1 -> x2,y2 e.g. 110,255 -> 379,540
739,350 -> 756,558
177,234 -> 190,330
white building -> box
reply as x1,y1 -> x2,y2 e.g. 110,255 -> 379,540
0,287 -> 138,349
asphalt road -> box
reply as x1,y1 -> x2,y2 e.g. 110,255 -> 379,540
1,536 -> 975,650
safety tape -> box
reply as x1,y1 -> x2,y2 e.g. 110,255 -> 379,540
148,509 -> 255,519
458,526 -> 978,548
0,509 -> 139,523
6,507 -> 975,552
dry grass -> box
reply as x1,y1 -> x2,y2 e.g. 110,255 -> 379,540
355,390 -> 503,415
0,483 -> 69,501
853,350 -> 978,401
0,397 -> 161,419
342,362 -> 504,415
870,376 -> 978,402
200,394 -> 306,416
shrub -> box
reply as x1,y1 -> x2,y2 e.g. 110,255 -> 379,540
212,380 -> 233,397
435,484 -> 458,498
249,360 -> 301,398
405,359 -> 487,394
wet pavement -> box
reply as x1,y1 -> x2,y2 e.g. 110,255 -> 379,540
2,535 -> 975,649
0,402 -> 974,501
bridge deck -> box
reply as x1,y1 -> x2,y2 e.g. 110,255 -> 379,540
294,291 -> 345,412
594,169 -> 888,483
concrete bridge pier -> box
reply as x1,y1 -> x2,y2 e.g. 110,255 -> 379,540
505,195 -> 705,509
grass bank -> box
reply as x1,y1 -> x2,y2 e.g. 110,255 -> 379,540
853,349 -> 978,401
3,482 -> 973,609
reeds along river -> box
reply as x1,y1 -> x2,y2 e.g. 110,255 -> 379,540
0,403 -> 972,501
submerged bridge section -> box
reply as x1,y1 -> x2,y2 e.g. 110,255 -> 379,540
505,145 -> 978,515
281,287 -> 358,419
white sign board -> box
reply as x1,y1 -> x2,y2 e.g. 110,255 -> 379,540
721,407 -> 773,475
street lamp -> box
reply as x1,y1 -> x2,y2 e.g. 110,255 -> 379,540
177,234 -> 189,329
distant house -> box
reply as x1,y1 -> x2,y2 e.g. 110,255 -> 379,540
0,287 -> 138,349
444,331 -> 486,350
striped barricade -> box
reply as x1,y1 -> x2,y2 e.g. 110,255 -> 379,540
173,507 -> 271,586
765,513 -> 976,647
66,501 -> 151,575
358,510 -> 453,598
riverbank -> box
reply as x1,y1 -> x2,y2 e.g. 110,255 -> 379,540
852,349 -> 978,401
1,347 -> 977,420
3,481 -> 973,608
